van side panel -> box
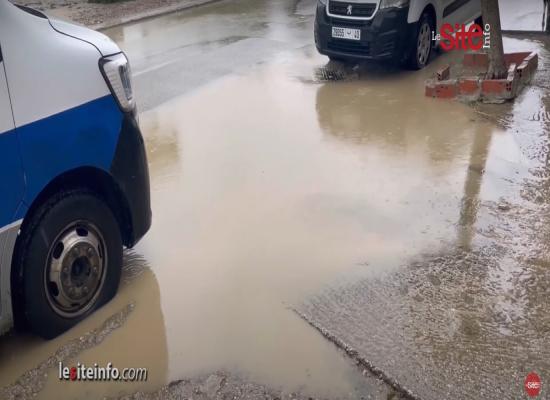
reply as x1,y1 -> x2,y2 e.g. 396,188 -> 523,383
0,223 -> 20,336
0,4 -> 123,208
18,95 -> 123,207
0,133 -> 25,227
465,0 -> 482,23
0,44 -> 25,335
408,1 -> 444,30
0,133 -> 25,334
0,4 -> 112,129
0,47 -> 24,229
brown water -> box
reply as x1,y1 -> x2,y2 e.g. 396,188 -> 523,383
1,0 -> 549,398
134,51 -> 519,394
0,255 -> 168,399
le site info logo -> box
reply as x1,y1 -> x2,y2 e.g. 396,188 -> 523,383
525,372 -> 542,398
432,23 -> 491,51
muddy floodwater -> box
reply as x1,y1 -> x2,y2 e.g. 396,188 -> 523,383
139,35 -> 550,399
1,0 -> 549,399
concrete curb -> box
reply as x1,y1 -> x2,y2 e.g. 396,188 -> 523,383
90,0 -> 226,31
293,309 -> 420,400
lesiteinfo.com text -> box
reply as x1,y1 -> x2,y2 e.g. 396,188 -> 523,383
58,362 -> 148,382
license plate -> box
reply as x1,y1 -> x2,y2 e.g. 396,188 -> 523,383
331,26 -> 361,41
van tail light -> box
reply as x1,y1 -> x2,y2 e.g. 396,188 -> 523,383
99,53 -> 135,113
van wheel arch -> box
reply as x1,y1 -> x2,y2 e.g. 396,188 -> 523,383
408,3 -> 437,29
422,4 -> 437,31
10,167 -> 132,330
405,5 -> 436,69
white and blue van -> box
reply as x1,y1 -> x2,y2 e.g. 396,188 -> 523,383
0,1 -> 151,339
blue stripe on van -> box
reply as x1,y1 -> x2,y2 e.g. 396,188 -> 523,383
18,95 -> 123,211
0,129 -> 25,229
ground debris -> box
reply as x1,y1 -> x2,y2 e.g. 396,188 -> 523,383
15,0 -> 222,29
112,372 -> 343,400
0,303 -> 134,400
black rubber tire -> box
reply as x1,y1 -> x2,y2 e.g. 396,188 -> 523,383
17,189 -> 122,339
406,13 -> 434,70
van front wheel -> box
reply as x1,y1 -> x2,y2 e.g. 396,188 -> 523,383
406,13 -> 434,70
18,189 -> 122,339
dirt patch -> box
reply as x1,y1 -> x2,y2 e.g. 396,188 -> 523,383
114,371 -> 405,400
14,0 -> 224,29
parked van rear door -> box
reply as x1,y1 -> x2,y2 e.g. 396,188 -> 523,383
0,43 -> 25,230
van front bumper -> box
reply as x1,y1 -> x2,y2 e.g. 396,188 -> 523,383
110,113 -> 152,248
314,2 -> 413,61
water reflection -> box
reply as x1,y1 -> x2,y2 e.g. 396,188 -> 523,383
140,108 -> 182,190
457,124 -> 494,250
0,253 -> 168,400
315,77 -> 474,166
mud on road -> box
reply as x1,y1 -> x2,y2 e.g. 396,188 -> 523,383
14,0 -> 224,29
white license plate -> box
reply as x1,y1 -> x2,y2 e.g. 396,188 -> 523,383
331,26 -> 361,41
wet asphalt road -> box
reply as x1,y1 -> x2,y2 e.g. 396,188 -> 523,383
1,1 -> 550,399
105,0 -> 316,112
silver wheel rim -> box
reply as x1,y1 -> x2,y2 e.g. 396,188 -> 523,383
44,222 -> 107,318
417,22 -> 431,66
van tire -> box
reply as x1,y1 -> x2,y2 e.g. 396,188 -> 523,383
18,189 -> 122,339
406,12 -> 434,70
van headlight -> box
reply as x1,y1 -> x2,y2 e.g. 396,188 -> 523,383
380,0 -> 410,9
99,53 -> 135,113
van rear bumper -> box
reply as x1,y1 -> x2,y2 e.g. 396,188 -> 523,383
110,113 -> 152,247
314,3 -> 413,61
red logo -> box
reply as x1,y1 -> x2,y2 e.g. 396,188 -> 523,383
525,372 -> 542,398
70,367 -> 77,381
432,23 -> 491,52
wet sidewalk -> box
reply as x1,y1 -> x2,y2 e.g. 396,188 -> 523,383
298,34 -> 550,400
500,0 -> 548,31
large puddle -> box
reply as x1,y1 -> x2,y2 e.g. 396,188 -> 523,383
1,1 -> 549,399
134,37 -> 547,397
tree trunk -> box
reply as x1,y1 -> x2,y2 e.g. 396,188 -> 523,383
481,0 -> 507,79
545,0 -> 550,33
